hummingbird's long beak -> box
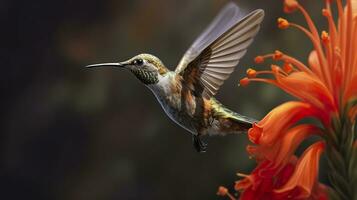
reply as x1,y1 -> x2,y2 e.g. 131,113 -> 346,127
85,62 -> 126,69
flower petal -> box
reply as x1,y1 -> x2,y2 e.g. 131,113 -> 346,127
308,50 -> 322,76
274,141 -> 325,199
266,125 -> 320,168
343,74 -> 357,105
275,71 -> 337,121
237,157 -> 298,200
249,101 -> 318,146
352,0 -> 357,17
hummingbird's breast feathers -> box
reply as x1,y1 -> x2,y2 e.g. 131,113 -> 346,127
150,72 -> 183,109
154,73 -> 199,118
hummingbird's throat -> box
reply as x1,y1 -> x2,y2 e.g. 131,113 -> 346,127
130,69 -> 159,85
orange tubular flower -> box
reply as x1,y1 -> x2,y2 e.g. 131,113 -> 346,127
237,142 -> 328,200
218,0 -> 357,199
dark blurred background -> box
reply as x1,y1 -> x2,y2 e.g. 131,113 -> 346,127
1,0 -> 328,199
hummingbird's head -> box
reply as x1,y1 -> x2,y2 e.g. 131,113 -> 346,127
124,54 -> 169,85
86,54 -> 169,85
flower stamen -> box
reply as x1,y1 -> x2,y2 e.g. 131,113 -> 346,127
284,0 -> 299,13
216,186 -> 236,200
322,6 -> 337,47
283,63 -> 294,73
278,18 -> 290,29
246,68 -> 257,78
289,22 -> 332,89
294,0 -> 320,42
239,77 -> 250,86
281,54 -> 313,74
321,31 -> 330,44
254,56 -> 265,64
273,50 -> 283,60
236,173 -> 249,177
243,77 -> 279,87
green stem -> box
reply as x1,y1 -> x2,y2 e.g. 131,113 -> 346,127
326,116 -> 356,200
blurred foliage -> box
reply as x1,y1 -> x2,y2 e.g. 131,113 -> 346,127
1,0 -> 328,199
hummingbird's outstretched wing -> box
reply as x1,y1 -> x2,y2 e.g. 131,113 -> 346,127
175,3 -> 264,98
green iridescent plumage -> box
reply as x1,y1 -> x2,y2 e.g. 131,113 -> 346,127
210,98 -> 255,131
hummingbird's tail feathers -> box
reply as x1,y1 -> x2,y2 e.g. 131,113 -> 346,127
210,98 -> 256,135
228,113 -> 256,131
209,114 -> 255,136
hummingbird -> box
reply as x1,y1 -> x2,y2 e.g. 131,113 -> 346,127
86,3 -> 264,152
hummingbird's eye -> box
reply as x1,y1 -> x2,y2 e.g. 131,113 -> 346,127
133,59 -> 144,66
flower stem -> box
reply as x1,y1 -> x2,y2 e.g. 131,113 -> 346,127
326,116 -> 356,200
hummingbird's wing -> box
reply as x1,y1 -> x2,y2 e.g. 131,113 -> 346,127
175,3 -> 264,98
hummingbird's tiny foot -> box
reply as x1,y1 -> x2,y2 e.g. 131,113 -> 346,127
192,135 -> 207,153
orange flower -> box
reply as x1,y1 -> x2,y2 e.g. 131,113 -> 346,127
248,123 -> 321,169
236,142 -> 328,200
235,159 -> 296,199
245,0 -> 357,119
273,142 -> 325,199
216,0 -> 357,199
248,101 -> 318,146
